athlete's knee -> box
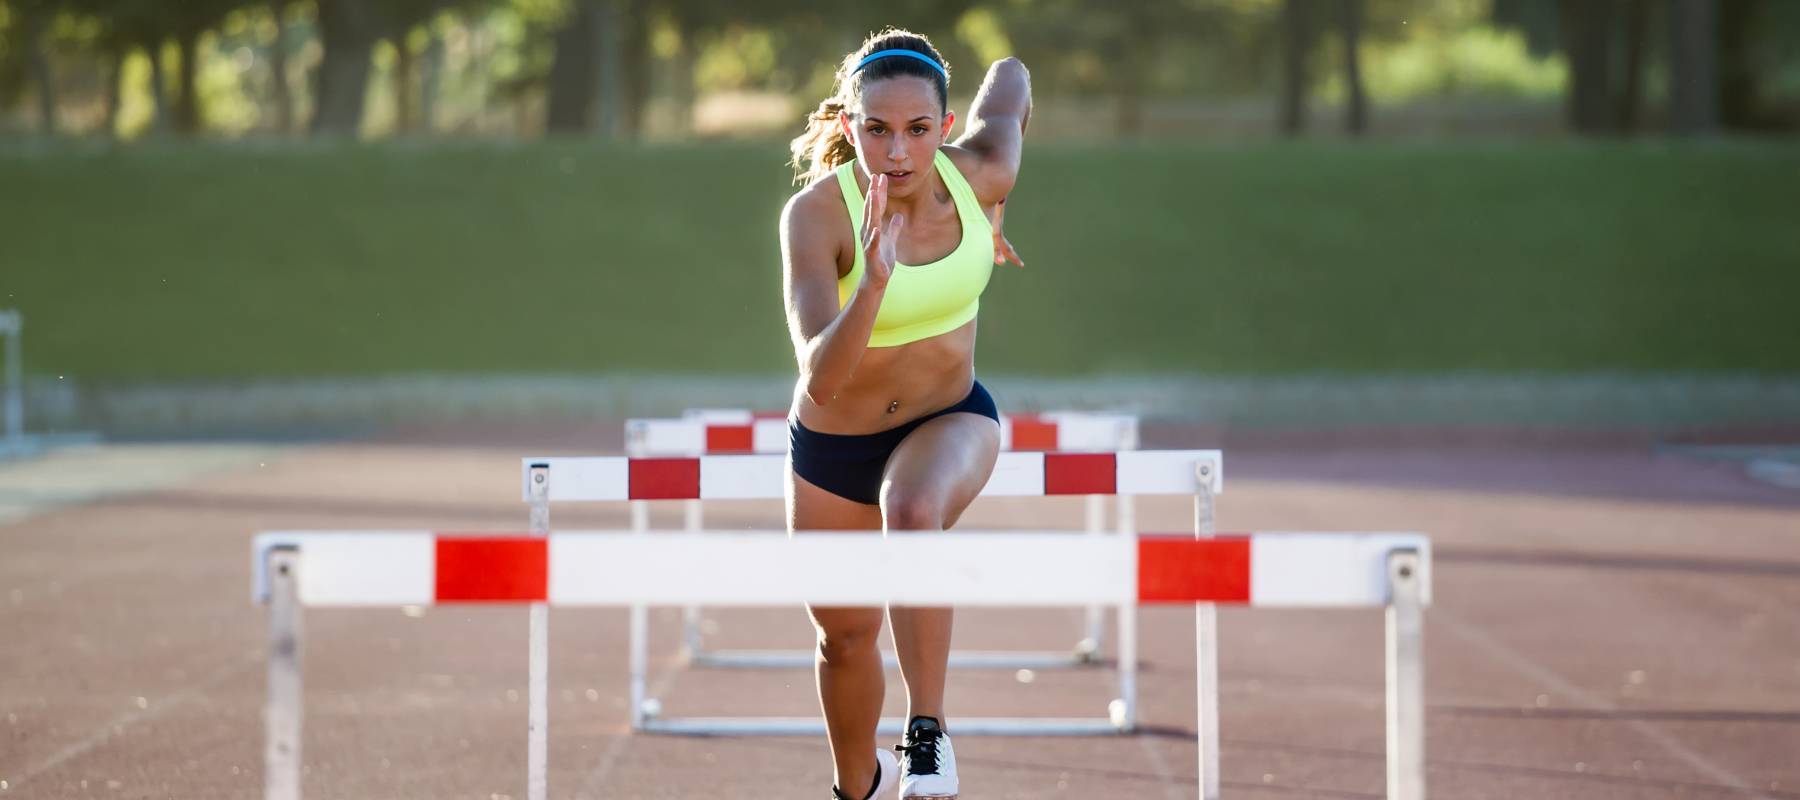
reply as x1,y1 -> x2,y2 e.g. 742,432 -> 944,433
881,487 -> 947,532
815,615 -> 883,664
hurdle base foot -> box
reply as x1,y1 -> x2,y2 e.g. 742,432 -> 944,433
636,715 -> 1130,737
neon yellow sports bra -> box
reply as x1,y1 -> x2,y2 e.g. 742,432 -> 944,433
835,150 -> 994,348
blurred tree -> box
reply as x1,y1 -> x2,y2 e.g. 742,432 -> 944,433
1668,0 -> 1717,134
170,0 -> 244,134
310,0 -> 378,134
1000,0 -> 1219,137
1715,0 -> 1777,130
1341,0 -> 1366,135
1491,0 -> 1559,57
312,0 -> 466,136
268,0 -> 293,134
1556,0 -> 1651,134
5,0 -> 59,134
1279,0 -> 1310,135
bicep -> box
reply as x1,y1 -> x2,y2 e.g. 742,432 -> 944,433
951,114 -> 1023,204
780,196 -> 843,349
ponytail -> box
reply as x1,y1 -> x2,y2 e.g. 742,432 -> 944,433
788,99 -> 858,185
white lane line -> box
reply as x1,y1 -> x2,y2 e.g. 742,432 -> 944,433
8,648 -> 260,792
1435,609 -> 1774,800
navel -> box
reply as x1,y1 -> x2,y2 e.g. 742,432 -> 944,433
887,400 -> 901,414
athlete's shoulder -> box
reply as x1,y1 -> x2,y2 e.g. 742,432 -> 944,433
784,167 -> 851,226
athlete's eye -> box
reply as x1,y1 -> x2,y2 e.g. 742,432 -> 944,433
910,126 -> 928,135
868,126 -> 886,136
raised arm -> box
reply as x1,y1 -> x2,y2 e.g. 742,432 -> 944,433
952,58 -> 1031,203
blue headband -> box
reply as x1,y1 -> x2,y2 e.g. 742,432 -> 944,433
852,49 -> 947,80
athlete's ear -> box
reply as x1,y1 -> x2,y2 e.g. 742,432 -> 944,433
942,111 -> 955,142
838,109 -> 855,141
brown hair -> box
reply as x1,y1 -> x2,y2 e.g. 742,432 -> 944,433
787,28 -> 950,185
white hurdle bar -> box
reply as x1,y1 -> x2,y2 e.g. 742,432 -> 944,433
626,409 -> 1146,670
523,450 -> 1217,742
253,529 -> 1430,800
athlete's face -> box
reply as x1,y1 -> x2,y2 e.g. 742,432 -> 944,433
840,76 -> 954,196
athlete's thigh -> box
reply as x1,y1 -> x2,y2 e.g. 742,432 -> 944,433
787,461 -> 884,533
880,412 -> 1001,529
789,464 -> 886,629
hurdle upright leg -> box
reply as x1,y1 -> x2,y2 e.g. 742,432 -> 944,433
1080,495 -> 1106,661
1386,549 -> 1426,800
1195,461 -> 1220,800
681,499 -> 705,659
527,465 -> 550,800
264,546 -> 302,800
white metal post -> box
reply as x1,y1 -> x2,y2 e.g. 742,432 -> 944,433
1112,418 -> 1139,673
623,435 -> 652,727
1080,494 -> 1106,661
1195,459 -> 1220,800
1115,576 -> 1138,732
628,502 -> 651,728
1386,550 -> 1426,800
681,499 -> 705,658
2,310 -> 21,449
265,546 -> 302,800
527,465 -> 549,800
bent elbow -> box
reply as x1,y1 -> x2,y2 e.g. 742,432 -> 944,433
803,375 -> 837,407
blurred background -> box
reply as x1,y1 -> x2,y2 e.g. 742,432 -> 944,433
1,0 -> 1797,439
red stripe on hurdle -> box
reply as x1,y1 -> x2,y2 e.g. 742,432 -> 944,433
1009,416 -> 1059,451
435,536 -> 547,602
630,458 -> 701,500
705,424 -> 755,454
1136,536 -> 1251,604
1044,452 -> 1115,495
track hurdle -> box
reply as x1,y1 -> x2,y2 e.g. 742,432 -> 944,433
525,449 -> 1216,739
253,528 -> 1429,800
625,409 -> 1145,670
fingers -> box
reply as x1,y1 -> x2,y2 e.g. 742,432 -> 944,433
994,236 -> 1024,268
868,173 -> 887,223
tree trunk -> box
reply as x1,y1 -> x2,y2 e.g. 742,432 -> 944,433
420,31 -> 442,135
619,0 -> 652,139
393,36 -> 416,135
667,20 -> 696,137
311,0 -> 378,136
1558,0 -> 1615,134
593,0 -> 624,138
1341,0 -> 1367,135
147,39 -> 171,137
1614,0 -> 1648,133
1716,0 -> 1758,129
103,42 -> 126,138
545,1 -> 598,134
26,9 -> 57,135
268,0 -> 294,135
1668,0 -> 1718,135
174,28 -> 202,135
1279,0 -> 1310,136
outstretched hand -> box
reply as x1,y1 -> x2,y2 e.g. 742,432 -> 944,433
859,173 -> 906,290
